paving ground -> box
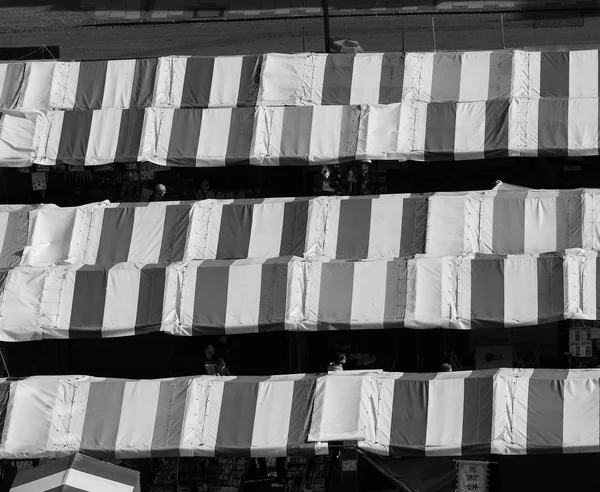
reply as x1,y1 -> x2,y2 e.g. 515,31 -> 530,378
0,0 -> 597,32
0,13 -> 596,59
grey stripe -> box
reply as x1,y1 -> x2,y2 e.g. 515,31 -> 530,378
0,63 -> 26,109
556,189 -> 583,250
492,190 -> 527,254
471,256 -> 505,329
430,52 -> 461,102
538,99 -> 569,158
488,50 -> 513,100
317,261 -> 354,330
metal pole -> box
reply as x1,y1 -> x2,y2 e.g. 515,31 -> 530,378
322,0 -> 331,53
501,14 -> 506,49
431,16 -> 436,51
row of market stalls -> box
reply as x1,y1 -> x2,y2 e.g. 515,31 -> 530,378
1,369 -> 598,458
2,47 -> 600,491
0,49 -> 599,166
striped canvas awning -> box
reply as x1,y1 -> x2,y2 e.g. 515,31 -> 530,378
17,186 -> 598,266
10,453 -> 141,492
309,369 -> 600,457
0,56 -> 261,112
20,196 -> 429,266
1,49 -> 600,166
0,251 -> 581,339
0,375 -> 325,459
2,370 -> 600,459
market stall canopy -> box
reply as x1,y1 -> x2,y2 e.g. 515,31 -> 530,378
0,250 -> 588,339
0,375 -> 325,459
9,452 -> 141,491
0,49 -> 598,165
5,184 -> 600,338
12,185 -> 600,267
1,370 -> 599,460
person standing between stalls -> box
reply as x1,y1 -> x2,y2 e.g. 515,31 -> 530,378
327,352 -> 347,372
149,184 -> 166,202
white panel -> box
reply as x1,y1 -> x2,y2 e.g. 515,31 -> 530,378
563,378 -> 600,453
310,54 -> 327,106
403,53 -> 434,103
102,59 -> 136,109
164,56 -> 187,108
0,268 -> 45,341
34,111 -> 64,166
182,378 -> 221,457
459,51 -> 490,102
102,265 -> 140,337
405,257 -> 444,328
456,255 -> 472,329
508,99 -> 539,157
22,206 -> 77,265
309,105 -> 344,163
247,202 -> 284,259
115,380 -> 161,459
85,110 -> 122,166
582,191 -> 596,250
357,103 -> 403,161
368,195 -> 404,258
299,259 -> 323,331
503,370 -> 533,454
568,98 -> 599,157
258,53 -> 307,106
579,251 -> 597,319
304,197 -> 328,258
426,194 -> 466,256
454,101 -> 485,160
209,56 -> 244,107
251,381 -> 294,456
178,262 -> 199,334
504,256 -> 538,326
308,374 -> 368,442
183,202 -> 219,261
350,261 -> 386,329
55,267 -> 78,337
45,377 -> 91,456
225,262 -> 261,334
478,192 -> 497,254
0,112 -> 37,167
405,100 -> 428,160
363,376 -> 397,455
261,107 -> 284,165
128,204 -> 166,263
321,198 -> 341,259
161,264 -> 179,334
196,107 -> 232,167
512,51 -> 541,99
425,376 -> 465,456
3,378 -> 59,457
82,207 -> 106,264
151,108 -> 175,167
65,469 -> 134,492
20,62 -> 54,111
350,54 -> 383,105
569,50 -> 599,98
49,61 -> 80,110
524,195 -> 558,253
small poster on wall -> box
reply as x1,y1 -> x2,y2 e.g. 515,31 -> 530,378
31,172 -> 47,191
569,327 -> 592,357
456,461 -> 489,492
